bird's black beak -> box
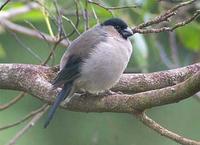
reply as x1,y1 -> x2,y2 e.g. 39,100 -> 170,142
122,27 -> 133,38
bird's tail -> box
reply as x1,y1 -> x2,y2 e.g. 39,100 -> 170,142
44,83 -> 72,128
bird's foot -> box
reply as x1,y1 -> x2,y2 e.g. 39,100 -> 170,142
62,95 -> 73,105
78,90 -> 120,98
79,91 -> 93,97
97,90 -> 119,97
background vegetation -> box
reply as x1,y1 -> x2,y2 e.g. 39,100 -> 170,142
0,0 -> 200,145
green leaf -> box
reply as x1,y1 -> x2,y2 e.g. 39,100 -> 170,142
176,22 -> 200,52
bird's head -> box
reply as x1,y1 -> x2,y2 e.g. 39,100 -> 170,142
101,18 -> 133,39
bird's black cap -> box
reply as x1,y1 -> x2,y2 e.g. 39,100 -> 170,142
101,18 -> 133,39
101,18 -> 128,29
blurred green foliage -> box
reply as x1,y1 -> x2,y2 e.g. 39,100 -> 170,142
177,22 -> 200,52
0,0 -> 200,145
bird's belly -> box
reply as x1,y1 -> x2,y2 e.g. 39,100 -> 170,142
80,63 -> 123,93
78,41 -> 131,93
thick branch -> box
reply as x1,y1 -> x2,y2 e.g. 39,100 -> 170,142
62,71 -> 200,112
113,63 -> 200,93
0,63 -> 199,112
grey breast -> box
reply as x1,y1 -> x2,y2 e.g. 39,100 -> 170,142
78,34 -> 132,93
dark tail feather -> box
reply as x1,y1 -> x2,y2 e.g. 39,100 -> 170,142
44,83 -> 72,128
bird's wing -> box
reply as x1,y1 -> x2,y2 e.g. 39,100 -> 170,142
52,25 -> 107,87
70,26 -> 106,56
52,55 -> 82,88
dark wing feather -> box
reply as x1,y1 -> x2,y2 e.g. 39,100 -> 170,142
52,55 -> 82,88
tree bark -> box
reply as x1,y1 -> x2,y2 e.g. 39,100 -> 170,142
0,63 -> 199,112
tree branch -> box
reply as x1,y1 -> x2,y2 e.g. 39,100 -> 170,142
0,63 -> 199,113
0,2 -> 69,47
0,92 -> 26,110
0,104 -> 48,131
0,19 -> 69,47
136,0 -> 196,29
132,0 -> 200,34
0,2 -> 39,19
134,111 -> 200,145
1,1 -> 200,144
5,104 -> 49,145
0,0 -> 10,11
113,63 -> 200,93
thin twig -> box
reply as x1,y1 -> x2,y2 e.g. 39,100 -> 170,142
62,16 -> 81,36
134,111 -> 200,145
170,0 -> 196,12
0,19 -> 69,47
136,0 -> 197,29
0,0 -> 10,11
84,0 -> 89,30
25,20 -> 69,65
35,0 -> 57,24
170,10 -> 200,31
132,0 -> 200,34
0,2 -> 69,47
88,0 -> 113,16
0,2 -> 39,19
63,0 -> 81,37
42,37 -> 65,65
132,10 -> 200,34
5,104 -> 49,145
9,30 -> 43,62
53,0 -> 66,38
25,20 -> 51,48
74,0 -> 80,31
90,3 -> 99,24
137,12 -> 176,29
0,104 -> 48,131
88,0 -> 138,15
0,92 -> 26,110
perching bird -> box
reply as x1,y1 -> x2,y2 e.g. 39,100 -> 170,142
44,18 -> 133,128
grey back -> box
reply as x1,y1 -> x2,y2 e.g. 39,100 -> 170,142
60,25 -> 107,69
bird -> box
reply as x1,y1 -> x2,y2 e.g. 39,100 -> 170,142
44,18 -> 133,128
